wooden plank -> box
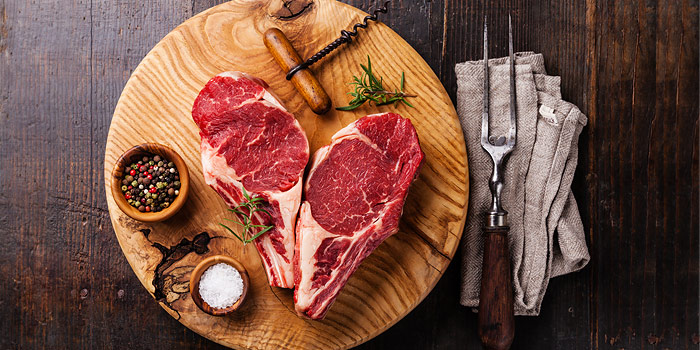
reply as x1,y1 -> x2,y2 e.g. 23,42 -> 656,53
0,0 -> 94,348
590,0 -> 700,348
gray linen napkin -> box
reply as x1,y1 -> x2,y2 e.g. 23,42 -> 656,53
455,52 -> 589,316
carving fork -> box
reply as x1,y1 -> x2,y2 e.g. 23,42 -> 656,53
477,15 -> 516,350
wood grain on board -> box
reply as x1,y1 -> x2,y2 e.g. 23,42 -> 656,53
102,0 -> 468,348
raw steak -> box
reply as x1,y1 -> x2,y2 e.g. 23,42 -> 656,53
192,72 -> 309,289
294,112 -> 424,319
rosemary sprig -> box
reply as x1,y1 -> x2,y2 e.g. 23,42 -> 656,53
219,187 -> 274,246
336,56 -> 416,111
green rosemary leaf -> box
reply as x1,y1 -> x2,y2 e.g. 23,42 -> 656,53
246,225 -> 274,243
223,218 -> 246,226
231,209 -> 247,217
219,223 -> 245,243
253,208 -> 272,217
336,102 -> 364,111
360,63 -> 370,75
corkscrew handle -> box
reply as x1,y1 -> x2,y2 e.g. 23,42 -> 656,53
263,28 -> 332,114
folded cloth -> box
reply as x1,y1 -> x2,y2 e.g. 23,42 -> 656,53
455,52 -> 590,316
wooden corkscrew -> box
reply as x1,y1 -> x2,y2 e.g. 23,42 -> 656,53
263,1 -> 391,114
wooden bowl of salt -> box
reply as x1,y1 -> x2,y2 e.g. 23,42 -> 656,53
189,255 -> 249,316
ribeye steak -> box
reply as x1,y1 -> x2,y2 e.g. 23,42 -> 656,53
294,112 -> 425,319
192,72 -> 309,289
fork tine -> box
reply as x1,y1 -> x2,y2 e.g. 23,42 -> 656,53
481,16 -> 490,146
508,13 -> 517,145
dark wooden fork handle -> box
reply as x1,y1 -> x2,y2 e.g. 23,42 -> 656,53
478,226 -> 515,350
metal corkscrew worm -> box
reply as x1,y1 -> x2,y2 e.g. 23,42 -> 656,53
285,0 -> 391,80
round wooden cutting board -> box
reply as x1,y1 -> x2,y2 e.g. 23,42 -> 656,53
103,0 -> 469,349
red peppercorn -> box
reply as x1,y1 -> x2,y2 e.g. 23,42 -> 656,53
129,169 -> 136,176
128,185 -> 133,190
147,174 -> 153,180
149,187 -> 157,193
145,206 -> 151,212
149,165 -> 153,169
125,194 -> 131,199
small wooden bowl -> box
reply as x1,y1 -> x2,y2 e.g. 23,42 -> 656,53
189,255 -> 250,316
111,143 -> 190,222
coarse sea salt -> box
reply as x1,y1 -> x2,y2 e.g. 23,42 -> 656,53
199,263 -> 244,309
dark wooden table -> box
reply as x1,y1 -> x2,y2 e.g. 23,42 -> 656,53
1,0 -> 697,349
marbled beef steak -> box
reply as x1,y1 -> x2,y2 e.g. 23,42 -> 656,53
294,112 -> 425,319
192,72 -> 309,288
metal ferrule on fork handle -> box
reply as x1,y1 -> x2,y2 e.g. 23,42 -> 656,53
485,211 -> 508,228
